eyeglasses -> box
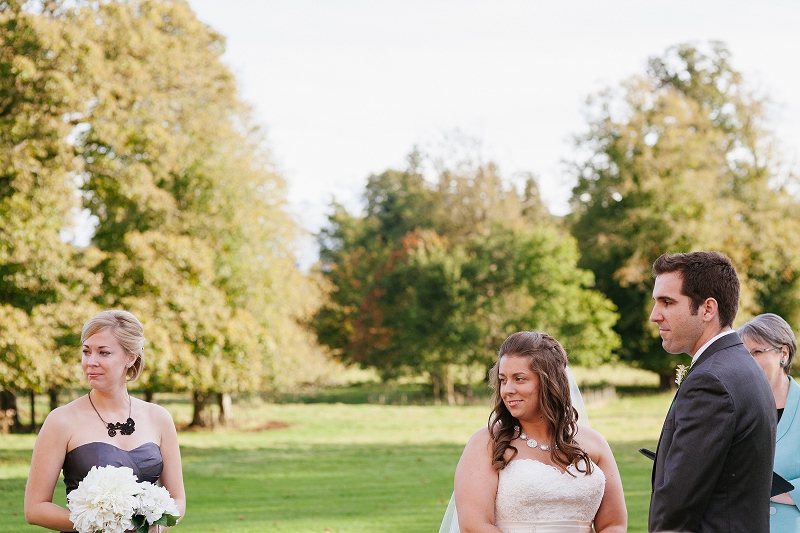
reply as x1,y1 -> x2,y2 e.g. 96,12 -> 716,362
749,346 -> 783,357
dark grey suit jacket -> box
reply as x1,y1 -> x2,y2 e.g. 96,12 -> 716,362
649,332 -> 776,533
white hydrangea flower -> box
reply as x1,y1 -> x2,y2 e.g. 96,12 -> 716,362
136,482 -> 180,524
67,465 -> 141,533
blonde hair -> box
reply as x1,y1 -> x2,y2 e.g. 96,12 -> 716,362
81,310 -> 145,381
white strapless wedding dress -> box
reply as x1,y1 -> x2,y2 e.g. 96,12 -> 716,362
438,458 -> 605,533
494,459 -> 605,533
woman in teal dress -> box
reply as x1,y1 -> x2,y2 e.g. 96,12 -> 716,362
740,313 -> 800,533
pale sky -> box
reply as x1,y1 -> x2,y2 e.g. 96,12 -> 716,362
187,0 -> 800,266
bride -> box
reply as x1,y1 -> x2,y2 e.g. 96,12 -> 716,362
443,331 -> 627,533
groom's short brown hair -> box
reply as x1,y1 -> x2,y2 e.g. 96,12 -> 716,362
652,251 -> 739,328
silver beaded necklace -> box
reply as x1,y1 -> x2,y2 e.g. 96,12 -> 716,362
514,425 -> 552,451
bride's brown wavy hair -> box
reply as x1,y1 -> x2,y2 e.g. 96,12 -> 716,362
488,331 -> 592,474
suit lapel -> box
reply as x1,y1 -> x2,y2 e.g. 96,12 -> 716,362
692,331 -> 742,370
664,333 -> 739,411
651,332 -> 743,488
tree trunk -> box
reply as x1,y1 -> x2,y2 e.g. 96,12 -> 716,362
48,387 -> 59,411
444,366 -> 456,406
29,390 -> 36,432
465,384 -> 474,403
217,392 -> 232,426
659,372 -> 676,391
144,389 -> 154,403
431,377 -> 442,406
0,390 -> 22,433
190,391 -> 208,427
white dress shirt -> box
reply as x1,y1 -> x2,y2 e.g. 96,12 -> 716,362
691,329 -> 736,366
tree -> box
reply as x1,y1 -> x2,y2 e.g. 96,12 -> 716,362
0,1 -> 102,429
2,0 -> 327,427
67,0 -> 324,424
314,152 -> 619,403
569,42 -> 800,388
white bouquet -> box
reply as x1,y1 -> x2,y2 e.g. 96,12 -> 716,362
67,465 -> 180,533
132,482 -> 180,531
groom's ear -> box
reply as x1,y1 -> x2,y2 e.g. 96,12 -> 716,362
699,297 -> 719,324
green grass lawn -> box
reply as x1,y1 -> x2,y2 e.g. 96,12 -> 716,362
0,393 -> 672,533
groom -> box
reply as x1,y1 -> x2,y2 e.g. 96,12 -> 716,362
648,251 -> 776,533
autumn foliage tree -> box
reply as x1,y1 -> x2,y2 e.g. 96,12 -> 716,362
314,153 -> 619,404
1,0 -> 326,428
0,1 -> 102,430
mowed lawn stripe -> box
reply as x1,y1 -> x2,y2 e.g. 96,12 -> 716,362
181,444 -> 460,532
0,395 -> 670,532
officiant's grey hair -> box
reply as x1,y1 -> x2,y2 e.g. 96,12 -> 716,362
738,313 -> 796,374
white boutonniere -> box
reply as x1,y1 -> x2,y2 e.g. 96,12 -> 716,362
675,364 -> 689,387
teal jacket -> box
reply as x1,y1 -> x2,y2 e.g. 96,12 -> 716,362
771,376 -> 800,533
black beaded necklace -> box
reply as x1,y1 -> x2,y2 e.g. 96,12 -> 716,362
88,390 -> 136,437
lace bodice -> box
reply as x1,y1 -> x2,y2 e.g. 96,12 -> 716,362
495,459 -> 605,522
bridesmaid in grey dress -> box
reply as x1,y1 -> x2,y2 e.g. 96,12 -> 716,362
24,310 -> 186,532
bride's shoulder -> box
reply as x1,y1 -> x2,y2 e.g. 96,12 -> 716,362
463,427 -> 493,452
575,424 -> 603,441
574,425 -> 611,455
467,426 -> 491,442
458,427 -> 496,467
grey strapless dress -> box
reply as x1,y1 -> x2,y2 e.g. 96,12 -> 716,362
61,442 -> 163,533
